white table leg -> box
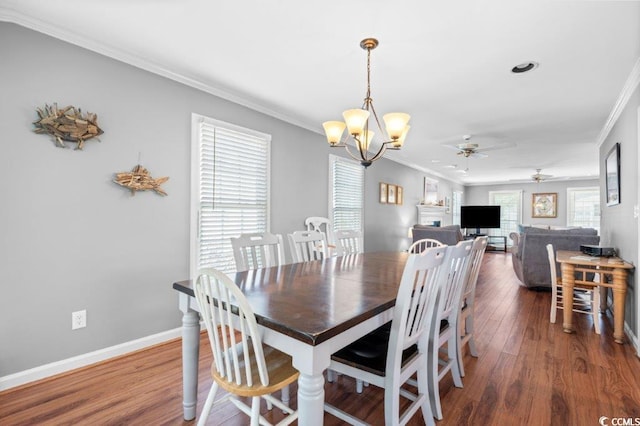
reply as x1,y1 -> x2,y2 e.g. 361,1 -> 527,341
297,372 -> 325,425
181,309 -> 200,420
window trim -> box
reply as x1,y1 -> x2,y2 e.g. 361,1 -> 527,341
488,189 -> 523,239
190,113 -> 271,277
566,186 -> 600,231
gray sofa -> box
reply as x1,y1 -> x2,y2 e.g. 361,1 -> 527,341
412,224 -> 464,246
509,227 -> 600,288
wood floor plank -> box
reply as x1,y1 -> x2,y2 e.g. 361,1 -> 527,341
1,252 -> 639,425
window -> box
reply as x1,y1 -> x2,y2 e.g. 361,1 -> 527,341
567,187 -> 600,232
191,114 -> 270,275
488,190 -> 523,240
452,191 -> 463,226
329,155 -> 364,232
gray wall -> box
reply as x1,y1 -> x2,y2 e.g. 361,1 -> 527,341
363,161 -> 463,253
0,23 -> 456,376
600,83 -> 639,337
466,179 -> 600,227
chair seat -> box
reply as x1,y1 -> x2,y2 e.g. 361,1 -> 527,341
213,344 -> 299,397
331,323 -> 418,377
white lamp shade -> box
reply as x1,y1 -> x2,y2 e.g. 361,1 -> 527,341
383,112 -> 410,140
392,125 -> 410,148
322,121 -> 346,145
343,109 -> 370,136
357,130 -> 375,152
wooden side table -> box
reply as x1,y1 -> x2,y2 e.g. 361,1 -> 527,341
556,250 -> 634,344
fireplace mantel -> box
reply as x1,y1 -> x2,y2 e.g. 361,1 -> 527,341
416,204 -> 448,226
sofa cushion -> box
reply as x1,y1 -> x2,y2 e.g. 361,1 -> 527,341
523,227 -> 598,236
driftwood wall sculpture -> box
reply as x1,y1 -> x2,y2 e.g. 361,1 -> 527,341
113,165 -> 169,196
33,103 -> 104,150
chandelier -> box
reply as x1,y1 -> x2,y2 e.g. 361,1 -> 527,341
322,38 -> 410,168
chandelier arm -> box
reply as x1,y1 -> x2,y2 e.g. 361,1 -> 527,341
367,101 -> 388,140
342,140 -> 368,163
367,144 -> 388,164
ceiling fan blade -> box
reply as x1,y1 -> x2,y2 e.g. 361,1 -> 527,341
469,152 -> 488,159
475,142 -> 517,153
442,144 -> 464,152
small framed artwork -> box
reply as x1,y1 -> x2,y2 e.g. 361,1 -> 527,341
532,193 -> 557,218
396,186 -> 403,205
387,184 -> 397,204
605,142 -> 620,206
379,182 -> 388,204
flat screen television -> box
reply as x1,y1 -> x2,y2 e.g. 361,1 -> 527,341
460,205 -> 501,235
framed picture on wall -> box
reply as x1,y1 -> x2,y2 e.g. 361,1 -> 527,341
379,182 -> 388,204
605,142 -> 620,206
396,186 -> 403,205
532,193 -> 557,218
387,184 -> 397,204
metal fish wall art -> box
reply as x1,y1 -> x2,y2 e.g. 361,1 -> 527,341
113,165 -> 169,196
33,103 -> 104,150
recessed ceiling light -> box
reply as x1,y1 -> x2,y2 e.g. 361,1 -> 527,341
511,61 -> 539,74
443,164 -> 457,169
431,159 -> 441,163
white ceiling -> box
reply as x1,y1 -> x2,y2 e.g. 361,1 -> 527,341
2,0 -> 639,185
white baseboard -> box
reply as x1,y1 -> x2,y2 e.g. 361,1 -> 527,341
0,327 -> 185,392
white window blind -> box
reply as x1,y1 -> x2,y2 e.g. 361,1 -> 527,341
567,187 -> 600,232
489,190 -> 522,239
192,115 -> 270,275
329,155 -> 364,232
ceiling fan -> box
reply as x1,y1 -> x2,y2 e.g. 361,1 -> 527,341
442,135 -> 515,159
531,168 -> 554,182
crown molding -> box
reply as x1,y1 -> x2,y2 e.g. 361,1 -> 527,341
597,56 -> 640,147
0,8 -> 320,135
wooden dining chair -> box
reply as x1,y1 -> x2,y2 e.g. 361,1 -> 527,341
324,246 -> 448,426
333,229 -> 363,256
409,238 -> 445,254
546,244 -> 601,334
230,232 -> 285,272
287,230 -> 328,263
194,268 -> 299,426
457,236 -> 488,377
428,240 -> 473,420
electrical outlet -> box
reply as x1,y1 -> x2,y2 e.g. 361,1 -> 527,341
72,310 -> 86,330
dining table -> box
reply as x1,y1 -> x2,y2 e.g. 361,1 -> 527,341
172,251 -> 409,425
555,250 -> 634,344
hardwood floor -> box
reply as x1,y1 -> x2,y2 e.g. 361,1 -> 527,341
2,252 -> 640,425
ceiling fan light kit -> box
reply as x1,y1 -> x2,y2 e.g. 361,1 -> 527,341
322,38 -> 411,168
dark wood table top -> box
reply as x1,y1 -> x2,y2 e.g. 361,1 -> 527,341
173,251 -> 409,346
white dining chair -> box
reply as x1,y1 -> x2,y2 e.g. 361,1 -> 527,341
409,238 -> 445,254
333,229 -> 363,256
457,236 -> 488,377
194,268 -> 299,426
287,230 -> 328,263
325,246 -> 448,426
428,240 -> 473,420
230,232 -> 285,272
547,244 -> 600,334
305,216 -> 337,256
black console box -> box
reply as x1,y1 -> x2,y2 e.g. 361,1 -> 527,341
580,244 -> 616,257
